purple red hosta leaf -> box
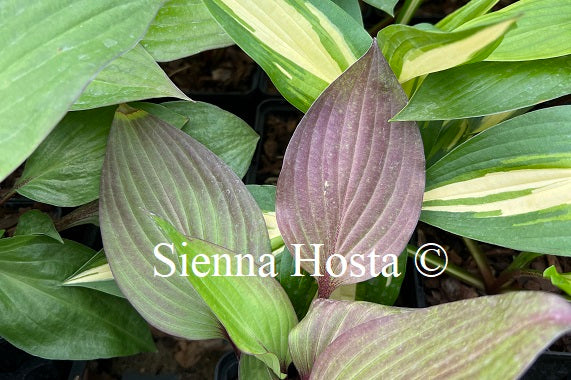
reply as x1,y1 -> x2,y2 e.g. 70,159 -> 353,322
276,42 -> 425,296
309,292 -> 571,379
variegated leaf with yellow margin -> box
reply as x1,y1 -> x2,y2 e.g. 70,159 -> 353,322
377,18 -> 516,82
458,0 -> 571,61
202,0 -> 372,112
421,106 -> 571,256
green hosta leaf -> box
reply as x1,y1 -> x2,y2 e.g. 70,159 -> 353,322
247,185 -> 277,212
543,266 -> 571,296
0,236 -> 154,359
14,210 -> 62,243
275,247 -> 318,320
421,108 -> 528,167
100,106 -> 270,340
63,250 -> 123,298
363,0 -> 399,17
239,355 -> 279,380
378,18 -> 515,82
421,106 -> 571,256
276,43 -> 424,297
247,185 -> 284,253
331,0 -> 363,26
436,0 -> 499,31
141,0 -> 234,61
310,292 -> 571,379
0,230 -> 5,238
289,299 -> 408,378
459,0 -> 571,61
203,0 -> 372,112
0,0 -> 164,182
129,102 -> 189,129
152,216 -> 297,379
355,248 -> 407,305
72,44 -> 188,111
15,107 -> 115,207
162,101 -> 259,178
394,56 -> 571,121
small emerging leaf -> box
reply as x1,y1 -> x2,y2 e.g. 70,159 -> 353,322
63,250 -> 123,298
14,210 -> 63,243
152,216 -> 297,379
72,44 -> 188,111
544,266 -> 571,296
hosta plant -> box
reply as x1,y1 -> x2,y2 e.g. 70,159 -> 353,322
1,0 -> 571,379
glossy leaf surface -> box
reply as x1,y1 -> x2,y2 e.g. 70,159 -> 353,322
100,107 -> 270,339
16,107 -> 115,207
0,236 -> 154,359
276,43 -> 425,295
141,0 -> 234,61
0,0 -> 164,182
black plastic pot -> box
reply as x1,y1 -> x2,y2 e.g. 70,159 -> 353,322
246,99 -> 303,186
186,68 -> 262,128
522,351 -> 571,379
214,351 -> 238,380
0,337 -> 86,380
